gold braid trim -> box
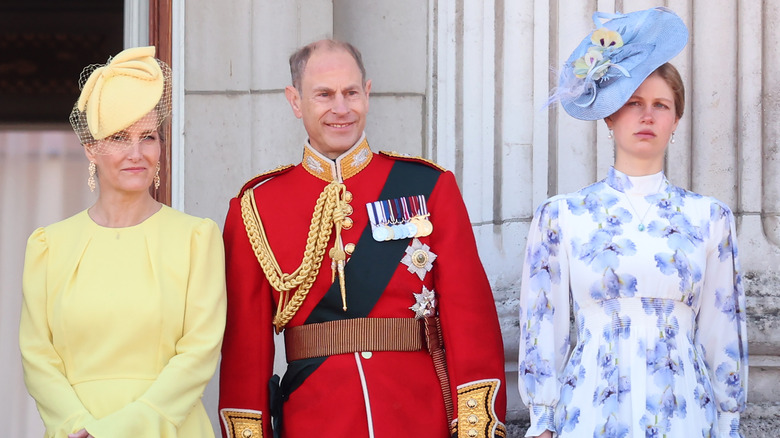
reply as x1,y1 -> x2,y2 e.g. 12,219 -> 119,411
454,379 -> 506,438
220,409 -> 263,438
241,182 -> 349,333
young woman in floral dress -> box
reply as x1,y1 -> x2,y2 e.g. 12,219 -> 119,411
518,8 -> 747,438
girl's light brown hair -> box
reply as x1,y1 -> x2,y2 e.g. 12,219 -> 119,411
653,62 -> 685,120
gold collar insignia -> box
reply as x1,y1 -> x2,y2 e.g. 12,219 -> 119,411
302,137 -> 373,182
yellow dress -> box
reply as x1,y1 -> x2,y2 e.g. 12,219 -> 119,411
20,205 -> 227,438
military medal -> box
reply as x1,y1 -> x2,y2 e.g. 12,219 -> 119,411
413,217 -> 433,237
409,195 -> 433,237
390,199 -> 412,239
392,224 -> 407,239
383,224 -> 395,240
373,225 -> 389,241
368,200 -> 396,241
368,202 -> 390,241
400,197 -> 418,237
405,222 -> 418,237
384,200 -> 404,239
367,195 -> 432,241
382,201 -> 395,241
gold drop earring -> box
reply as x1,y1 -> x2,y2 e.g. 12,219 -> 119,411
154,161 -> 161,190
87,161 -> 96,192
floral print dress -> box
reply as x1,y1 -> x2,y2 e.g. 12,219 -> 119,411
518,168 -> 747,438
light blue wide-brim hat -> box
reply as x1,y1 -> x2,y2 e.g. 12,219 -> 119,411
552,7 -> 688,121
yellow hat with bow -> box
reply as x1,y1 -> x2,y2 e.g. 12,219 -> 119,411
70,46 -> 171,152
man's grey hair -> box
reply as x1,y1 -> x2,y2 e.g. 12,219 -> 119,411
289,39 -> 367,91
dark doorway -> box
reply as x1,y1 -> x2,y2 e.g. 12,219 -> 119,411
0,1 -> 124,124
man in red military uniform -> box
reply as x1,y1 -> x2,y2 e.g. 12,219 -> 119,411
218,39 -> 506,438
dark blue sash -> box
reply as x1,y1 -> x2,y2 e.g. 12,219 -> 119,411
270,159 -> 441,435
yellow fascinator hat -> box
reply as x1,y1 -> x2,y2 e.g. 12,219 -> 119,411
69,46 -> 172,153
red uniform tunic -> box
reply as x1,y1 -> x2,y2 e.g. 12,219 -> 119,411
219,139 -> 506,438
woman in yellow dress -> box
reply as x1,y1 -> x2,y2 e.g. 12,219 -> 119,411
19,46 -> 226,438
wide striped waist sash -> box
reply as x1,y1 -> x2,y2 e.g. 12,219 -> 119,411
284,317 -> 429,362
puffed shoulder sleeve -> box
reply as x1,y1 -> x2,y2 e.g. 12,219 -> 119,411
20,227 -> 98,436
85,218 -> 227,437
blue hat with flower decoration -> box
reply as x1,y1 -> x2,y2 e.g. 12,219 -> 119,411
549,7 -> 688,120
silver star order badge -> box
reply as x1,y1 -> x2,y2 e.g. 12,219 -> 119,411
400,238 -> 437,281
409,286 -> 437,319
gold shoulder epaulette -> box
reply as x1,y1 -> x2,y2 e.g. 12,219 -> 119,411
379,150 -> 446,172
236,164 -> 295,198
